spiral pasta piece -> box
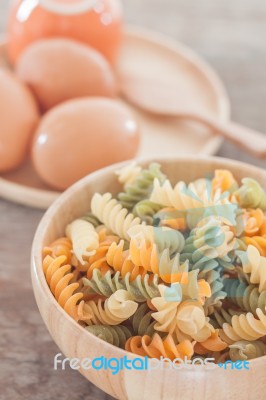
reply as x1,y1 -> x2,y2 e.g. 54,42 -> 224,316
150,178 -> 232,212
238,245 -> 266,292
84,290 -> 138,326
81,212 -> 101,228
151,283 -> 213,342
125,333 -> 194,361
133,200 -> 163,224
130,303 -> 156,336
116,162 -> 142,185
84,231 -> 119,278
222,309 -> 266,343
106,240 -> 146,281
212,169 -> 238,194
182,217 -> 236,261
129,236 -> 189,283
154,207 -> 187,231
239,235 -> 266,257
128,225 -> 185,256
241,208 -> 265,236
83,269 -> 160,302
86,325 -> 132,348
223,278 -> 266,314
233,178 -> 266,210
229,340 -> 266,361
194,330 -> 228,354
66,219 -> 99,265
201,270 -> 227,314
209,308 -> 241,329
43,255 -> 91,321
43,237 -> 72,264
91,193 -> 141,240
117,163 -> 166,210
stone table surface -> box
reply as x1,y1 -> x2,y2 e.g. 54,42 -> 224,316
1,0 -> 266,399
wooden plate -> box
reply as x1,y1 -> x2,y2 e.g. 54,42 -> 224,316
0,26 -> 230,209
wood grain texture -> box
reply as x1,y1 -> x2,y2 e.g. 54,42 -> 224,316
1,0 -> 266,399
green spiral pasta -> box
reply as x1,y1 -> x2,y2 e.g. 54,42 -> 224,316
201,269 -> 226,314
133,200 -> 164,224
181,217 -> 236,263
83,270 -> 160,302
85,325 -> 132,348
210,308 -> 241,329
181,234 -> 228,312
234,178 -> 266,210
229,340 -> 266,361
117,163 -> 166,210
223,278 -> 266,314
130,303 -> 156,336
81,212 -> 101,228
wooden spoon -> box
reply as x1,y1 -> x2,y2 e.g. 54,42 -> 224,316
119,73 -> 266,158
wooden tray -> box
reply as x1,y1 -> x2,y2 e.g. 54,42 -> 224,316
0,26 -> 230,209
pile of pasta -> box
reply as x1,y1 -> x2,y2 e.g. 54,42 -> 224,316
42,163 -> 266,363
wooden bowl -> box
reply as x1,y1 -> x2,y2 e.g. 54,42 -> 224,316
31,156 -> 266,400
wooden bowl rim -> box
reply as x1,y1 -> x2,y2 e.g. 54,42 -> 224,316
31,155 -> 266,368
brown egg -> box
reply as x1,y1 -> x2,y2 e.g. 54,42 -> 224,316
31,98 -> 140,190
0,69 -> 39,172
15,38 -> 118,111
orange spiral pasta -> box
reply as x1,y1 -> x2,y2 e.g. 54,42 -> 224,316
212,169 -> 238,194
194,330 -> 228,355
43,255 -> 92,321
71,228 -> 119,277
241,236 -> 266,257
242,209 -> 265,237
106,240 -> 147,281
239,209 -> 266,255
155,207 -> 187,231
125,333 -> 194,360
43,237 -> 73,264
129,236 -> 189,283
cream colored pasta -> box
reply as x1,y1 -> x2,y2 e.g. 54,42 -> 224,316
238,245 -> 266,292
66,219 -> 99,265
91,193 -> 141,240
84,289 -> 138,325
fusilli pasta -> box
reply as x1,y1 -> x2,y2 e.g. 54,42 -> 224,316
66,219 -> 99,265
117,163 -> 166,210
194,330 -> 228,354
91,193 -> 141,240
43,255 -> 91,321
233,178 -> 266,210
84,290 -> 138,326
125,333 -> 194,360
86,325 -> 132,348
133,200 -> 163,224
130,303 -> 156,336
229,340 -> 266,361
128,224 -> 185,256
151,283 -> 213,342
83,269 -> 160,302
223,278 -> 266,314
43,237 -> 72,264
238,245 -> 266,292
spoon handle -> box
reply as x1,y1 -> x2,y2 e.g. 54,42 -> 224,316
118,73 -> 266,158
185,113 -> 266,158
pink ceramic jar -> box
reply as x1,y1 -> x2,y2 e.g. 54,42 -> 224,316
7,0 -> 123,65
